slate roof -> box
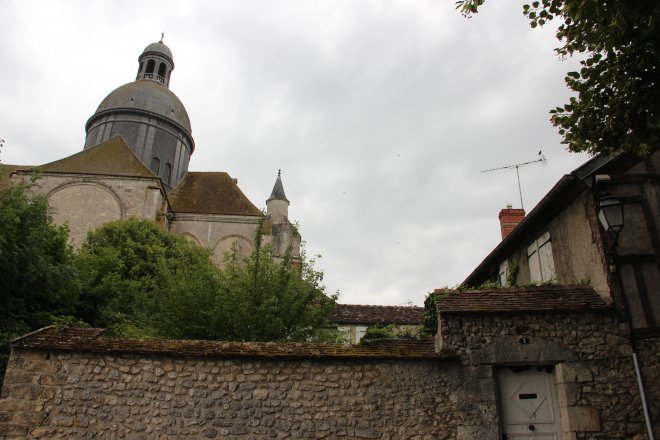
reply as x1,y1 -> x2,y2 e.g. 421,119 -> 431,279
267,171 -> 289,203
168,172 -> 261,216
35,136 -> 157,178
435,285 -> 611,314
12,327 -> 454,360
328,304 -> 424,325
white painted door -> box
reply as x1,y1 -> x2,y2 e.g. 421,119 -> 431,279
497,366 -> 561,439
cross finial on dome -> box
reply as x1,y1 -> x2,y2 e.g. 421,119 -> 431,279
160,33 -> 164,43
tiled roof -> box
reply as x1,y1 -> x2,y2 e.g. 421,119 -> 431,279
0,164 -> 31,189
168,172 -> 261,216
328,304 -> 423,325
12,327 -> 454,360
435,285 -> 611,314
37,136 -> 157,178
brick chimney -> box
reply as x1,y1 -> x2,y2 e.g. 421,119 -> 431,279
498,204 -> 525,239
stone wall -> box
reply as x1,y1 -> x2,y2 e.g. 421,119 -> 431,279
169,214 -> 261,266
439,310 -> 647,439
13,172 -> 167,247
1,286 -> 654,439
1,345 -> 460,439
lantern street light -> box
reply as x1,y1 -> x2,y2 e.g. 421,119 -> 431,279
597,192 -> 624,234
598,192 -> 624,262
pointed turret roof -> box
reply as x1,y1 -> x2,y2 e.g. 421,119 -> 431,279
267,170 -> 289,203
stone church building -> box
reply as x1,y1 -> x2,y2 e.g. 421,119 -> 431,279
1,39 -> 299,264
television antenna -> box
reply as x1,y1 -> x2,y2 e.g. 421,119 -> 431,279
481,151 -> 547,210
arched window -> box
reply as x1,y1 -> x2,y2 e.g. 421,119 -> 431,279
146,59 -> 155,74
150,157 -> 160,175
158,62 -> 167,78
164,163 -> 172,183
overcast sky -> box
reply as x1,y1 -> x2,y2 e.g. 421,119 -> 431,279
0,0 -> 591,306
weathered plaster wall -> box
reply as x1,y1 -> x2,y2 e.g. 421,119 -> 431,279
169,214 -> 261,265
438,310 -> 647,439
547,193 -> 609,294
0,348 -> 460,439
13,173 -> 167,247
507,192 -> 609,296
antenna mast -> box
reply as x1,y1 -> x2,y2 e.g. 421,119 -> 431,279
481,151 -> 547,210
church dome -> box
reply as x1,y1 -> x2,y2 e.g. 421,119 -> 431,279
90,80 -> 191,133
83,39 -> 194,191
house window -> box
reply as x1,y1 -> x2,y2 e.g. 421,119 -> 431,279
527,232 -> 555,283
499,260 -> 509,287
355,326 -> 368,343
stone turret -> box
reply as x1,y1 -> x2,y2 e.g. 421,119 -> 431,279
266,170 -> 289,225
266,171 -> 300,261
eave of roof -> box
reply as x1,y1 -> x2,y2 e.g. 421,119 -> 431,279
35,136 -> 157,179
462,153 -> 615,287
168,172 -> 261,216
12,327 -> 455,360
436,285 -> 611,314
0,164 -> 31,189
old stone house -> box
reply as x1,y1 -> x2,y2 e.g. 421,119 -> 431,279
461,149 -> 660,438
0,39 -> 299,263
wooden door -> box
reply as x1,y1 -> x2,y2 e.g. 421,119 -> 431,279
497,366 -> 561,439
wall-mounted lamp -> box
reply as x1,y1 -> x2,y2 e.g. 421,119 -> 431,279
597,192 -> 624,273
597,192 -> 624,234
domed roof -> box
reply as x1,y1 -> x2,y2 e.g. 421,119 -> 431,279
142,41 -> 173,62
91,80 -> 191,133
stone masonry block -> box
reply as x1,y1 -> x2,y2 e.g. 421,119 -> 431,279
556,382 -> 579,408
0,422 -> 28,437
560,406 -> 600,432
458,378 -> 496,403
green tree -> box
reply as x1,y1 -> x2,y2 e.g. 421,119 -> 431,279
457,0 -> 660,156
0,181 -> 78,383
210,226 -> 338,342
74,216 -> 337,343
74,218 -> 221,338
419,292 -> 438,337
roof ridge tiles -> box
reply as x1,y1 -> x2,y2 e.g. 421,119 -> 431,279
12,327 -> 455,361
